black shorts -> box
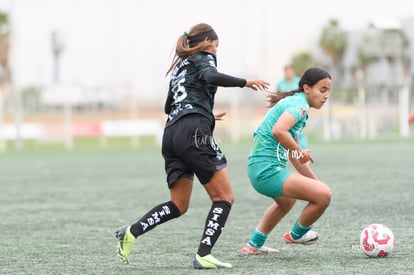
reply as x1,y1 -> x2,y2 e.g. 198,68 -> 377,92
162,114 -> 227,187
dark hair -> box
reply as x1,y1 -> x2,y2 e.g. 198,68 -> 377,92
270,67 -> 331,106
166,23 -> 218,76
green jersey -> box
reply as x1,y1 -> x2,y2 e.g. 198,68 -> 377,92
249,92 -> 309,166
165,52 -> 218,127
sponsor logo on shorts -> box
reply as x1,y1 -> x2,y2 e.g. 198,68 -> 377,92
193,128 -> 224,160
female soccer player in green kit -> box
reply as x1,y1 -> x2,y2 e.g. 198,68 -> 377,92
242,67 -> 333,255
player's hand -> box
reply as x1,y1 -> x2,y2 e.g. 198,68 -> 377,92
214,112 -> 226,121
246,79 -> 270,91
299,149 -> 314,164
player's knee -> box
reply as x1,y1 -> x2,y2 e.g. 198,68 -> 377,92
321,188 -> 332,209
216,193 -> 234,205
173,200 -> 190,215
206,186 -> 234,204
278,199 -> 295,213
228,194 -> 235,205
179,205 -> 189,215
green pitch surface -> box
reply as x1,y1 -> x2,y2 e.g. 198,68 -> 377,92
1,139 -> 414,274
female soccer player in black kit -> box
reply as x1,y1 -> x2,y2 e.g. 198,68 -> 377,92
115,23 -> 269,269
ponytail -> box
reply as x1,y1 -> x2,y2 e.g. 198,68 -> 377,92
166,23 -> 219,76
267,90 -> 301,108
166,34 -> 188,76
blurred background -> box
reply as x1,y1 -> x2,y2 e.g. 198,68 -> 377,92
1,0 -> 414,151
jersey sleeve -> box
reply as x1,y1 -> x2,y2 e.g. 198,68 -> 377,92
193,53 -> 217,77
193,53 -> 246,87
202,70 -> 246,87
285,104 -> 308,123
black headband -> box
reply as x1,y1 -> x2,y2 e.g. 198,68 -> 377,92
187,30 -> 218,47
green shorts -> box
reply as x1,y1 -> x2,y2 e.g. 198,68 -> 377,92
247,161 -> 292,199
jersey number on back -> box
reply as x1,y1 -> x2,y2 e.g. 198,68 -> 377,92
172,69 -> 187,104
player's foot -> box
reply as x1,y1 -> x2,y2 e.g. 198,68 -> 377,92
241,243 -> 280,255
115,225 -> 135,264
284,230 -> 319,245
193,254 -> 232,269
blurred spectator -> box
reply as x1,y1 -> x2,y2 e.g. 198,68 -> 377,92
276,65 -> 300,92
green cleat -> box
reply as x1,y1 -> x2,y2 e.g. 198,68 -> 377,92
115,225 -> 135,264
193,254 -> 232,269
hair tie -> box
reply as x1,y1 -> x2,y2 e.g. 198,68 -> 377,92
184,31 -> 189,37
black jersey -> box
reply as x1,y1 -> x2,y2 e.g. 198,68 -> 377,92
164,52 -> 245,128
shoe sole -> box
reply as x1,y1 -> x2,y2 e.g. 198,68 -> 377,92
193,256 -> 231,269
241,248 -> 279,255
241,250 -> 261,255
115,226 -> 130,264
117,246 -> 129,264
193,259 -> 220,269
285,237 -> 318,245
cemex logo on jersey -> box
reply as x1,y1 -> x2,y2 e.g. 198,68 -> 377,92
140,205 -> 172,232
200,206 -> 224,246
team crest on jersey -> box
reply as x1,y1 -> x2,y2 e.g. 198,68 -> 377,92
298,107 -> 307,117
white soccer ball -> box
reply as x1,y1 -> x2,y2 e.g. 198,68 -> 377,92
359,223 -> 395,257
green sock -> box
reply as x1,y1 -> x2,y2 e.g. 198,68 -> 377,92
290,219 -> 311,240
247,228 -> 267,248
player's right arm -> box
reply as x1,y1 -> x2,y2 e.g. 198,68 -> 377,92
272,112 -> 313,164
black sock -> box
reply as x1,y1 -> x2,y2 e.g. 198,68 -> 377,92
197,201 -> 232,257
129,201 -> 181,238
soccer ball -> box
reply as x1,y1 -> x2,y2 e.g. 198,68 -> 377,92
359,224 -> 395,257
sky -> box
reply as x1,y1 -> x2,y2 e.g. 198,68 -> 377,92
3,0 -> 414,102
